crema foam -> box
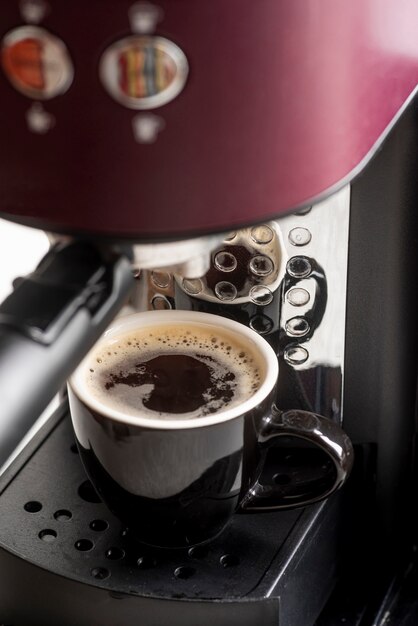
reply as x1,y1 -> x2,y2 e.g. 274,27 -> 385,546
85,323 -> 264,420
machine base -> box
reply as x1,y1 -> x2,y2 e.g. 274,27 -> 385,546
0,403 -> 350,626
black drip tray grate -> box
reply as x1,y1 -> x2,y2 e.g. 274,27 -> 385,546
0,409 -> 304,600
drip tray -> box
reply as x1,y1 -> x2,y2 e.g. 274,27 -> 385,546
0,404 -> 346,626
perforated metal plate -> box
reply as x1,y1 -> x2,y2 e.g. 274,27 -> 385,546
0,409 -> 304,600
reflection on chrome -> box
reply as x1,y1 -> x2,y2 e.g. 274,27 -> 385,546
278,185 -> 350,423
128,186 -> 350,426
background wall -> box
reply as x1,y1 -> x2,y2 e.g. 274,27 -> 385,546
0,218 -> 49,301
0,219 -> 56,471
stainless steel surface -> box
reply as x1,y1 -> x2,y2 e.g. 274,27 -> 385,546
279,185 -> 350,422
0,189 -> 350,478
129,186 -> 350,425
132,233 -> 226,276
174,221 -> 286,305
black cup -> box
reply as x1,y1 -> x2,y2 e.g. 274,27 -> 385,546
68,311 -> 353,548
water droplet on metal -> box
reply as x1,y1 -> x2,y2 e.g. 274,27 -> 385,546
214,251 -> 237,273
285,317 -> 310,337
151,270 -> 170,289
284,346 -> 309,365
249,285 -> 273,306
249,315 -> 273,335
249,255 -> 274,277
151,295 -> 172,310
286,288 -> 310,306
288,227 -> 312,246
182,278 -> 203,295
286,256 -> 312,278
215,281 -> 237,301
250,225 -> 274,244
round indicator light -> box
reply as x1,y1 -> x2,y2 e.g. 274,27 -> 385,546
99,35 -> 188,109
2,26 -> 73,99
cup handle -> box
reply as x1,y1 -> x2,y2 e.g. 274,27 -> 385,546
240,407 -> 354,511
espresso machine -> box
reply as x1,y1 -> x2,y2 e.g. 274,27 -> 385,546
0,1 -> 417,624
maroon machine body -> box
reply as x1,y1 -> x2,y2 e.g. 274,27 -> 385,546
1,0 -> 418,239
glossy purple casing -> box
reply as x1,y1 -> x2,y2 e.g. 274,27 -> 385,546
1,0 -> 418,240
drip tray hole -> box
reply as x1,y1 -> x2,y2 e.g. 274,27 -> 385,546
90,519 -> 108,532
91,567 -> 110,580
24,501 -> 42,513
106,547 -> 125,561
39,529 -> 57,543
75,539 -> 94,552
174,566 -> 196,579
54,509 -> 72,521
188,545 -> 208,559
220,554 -> 240,568
136,556 -> 157,570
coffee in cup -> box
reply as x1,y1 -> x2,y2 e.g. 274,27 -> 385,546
85,323 -> 265,419
68,311 -> 353,548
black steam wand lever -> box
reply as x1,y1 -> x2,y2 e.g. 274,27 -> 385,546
0,240 -> 134,467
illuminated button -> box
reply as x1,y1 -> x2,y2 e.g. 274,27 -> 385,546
284,346 -> 309,365
1,26 -> 73,99
286,256 -> 312,278
286,288 -> 310,306
285,317 -> 310,337
288,228 -> 312,246
99,35 -> 188,110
